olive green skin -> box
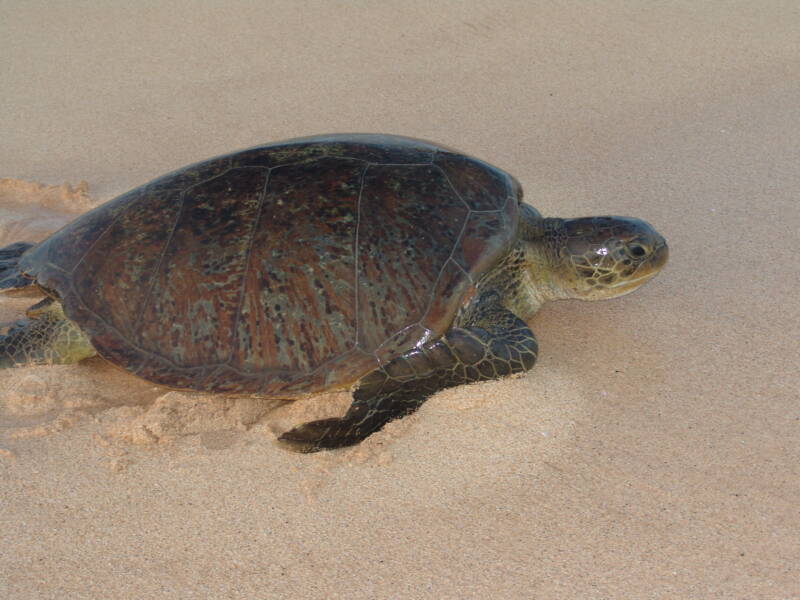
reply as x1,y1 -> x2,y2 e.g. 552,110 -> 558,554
15,134 -> 520,397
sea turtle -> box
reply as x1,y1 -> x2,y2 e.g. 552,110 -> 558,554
0,134 -> 668,452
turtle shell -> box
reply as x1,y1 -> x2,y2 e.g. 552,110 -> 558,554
19,134 -> 521,395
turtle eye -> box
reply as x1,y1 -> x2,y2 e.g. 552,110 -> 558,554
626,243 -> 648,258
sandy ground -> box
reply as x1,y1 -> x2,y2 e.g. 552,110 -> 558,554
1,1 -> 799,598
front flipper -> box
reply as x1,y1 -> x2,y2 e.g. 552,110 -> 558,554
278,297 -> 537,452
0,298 -> 96,368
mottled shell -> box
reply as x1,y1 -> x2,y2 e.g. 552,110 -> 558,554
20,134 -> 521,395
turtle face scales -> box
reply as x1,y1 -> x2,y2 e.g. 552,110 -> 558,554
546,216 -> 669,301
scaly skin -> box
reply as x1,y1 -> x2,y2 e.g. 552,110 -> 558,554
1,242 -> 97,367
0,298 -> 96,368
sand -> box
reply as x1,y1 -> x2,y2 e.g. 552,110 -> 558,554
1,1 -> 798,598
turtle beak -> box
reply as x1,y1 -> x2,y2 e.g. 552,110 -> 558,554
653,239 -> 669,270
607,237 -> 669,294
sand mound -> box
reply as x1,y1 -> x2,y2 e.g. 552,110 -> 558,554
0,178 -> 98,245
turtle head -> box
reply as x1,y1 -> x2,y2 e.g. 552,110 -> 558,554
532,216 -> 668,301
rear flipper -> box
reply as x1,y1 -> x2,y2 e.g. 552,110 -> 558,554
0,241 -> 36,292
0,298 -> 96,368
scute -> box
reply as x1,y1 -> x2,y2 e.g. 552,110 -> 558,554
18,134 -> 520,396
229,157 -> 362,374
433,151 -> 510,211
355,163 -> 468,351
71,187 -> 184,340
134,167 -> 268,366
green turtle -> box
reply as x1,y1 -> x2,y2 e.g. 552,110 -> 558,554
0,134 -> 668,452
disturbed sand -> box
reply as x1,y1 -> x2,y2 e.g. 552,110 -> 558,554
1,2 -> 799,598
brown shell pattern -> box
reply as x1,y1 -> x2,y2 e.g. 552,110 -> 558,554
20,134 -> 520,395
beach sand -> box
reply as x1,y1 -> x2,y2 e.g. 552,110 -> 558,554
1,2 -> 798,598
